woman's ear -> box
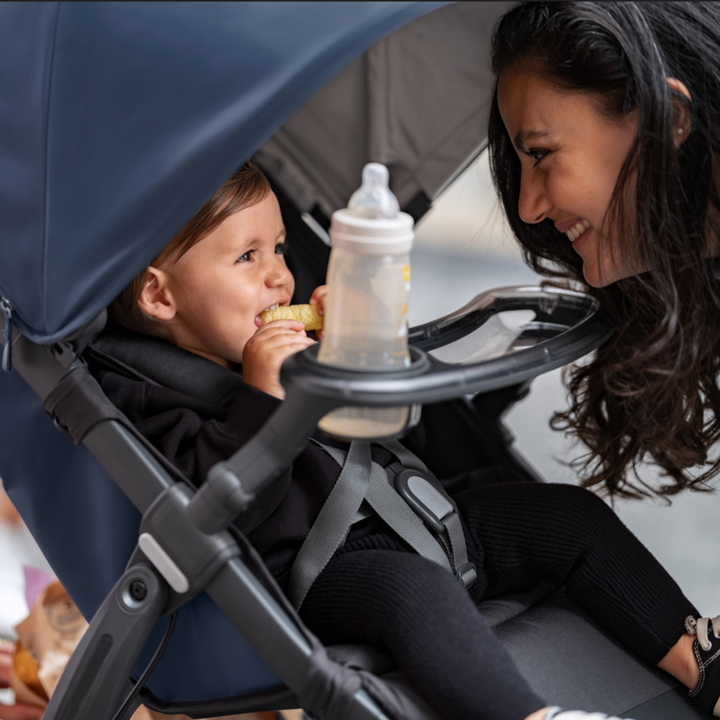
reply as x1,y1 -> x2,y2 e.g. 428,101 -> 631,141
137,266 -> 177,321
667,77 -> 692,147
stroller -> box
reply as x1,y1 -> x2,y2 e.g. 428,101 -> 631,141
0,2 -> 708,718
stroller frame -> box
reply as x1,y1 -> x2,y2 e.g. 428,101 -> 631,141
1,285 -> 613,720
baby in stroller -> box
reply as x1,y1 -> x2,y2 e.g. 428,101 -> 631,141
94,160 -> 717,720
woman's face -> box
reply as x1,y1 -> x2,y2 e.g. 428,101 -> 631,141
497,65 -> 638,287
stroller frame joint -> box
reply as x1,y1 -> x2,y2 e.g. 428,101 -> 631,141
127,482 -> 241,612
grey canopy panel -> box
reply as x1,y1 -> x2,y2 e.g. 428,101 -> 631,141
257,2 -> 511,219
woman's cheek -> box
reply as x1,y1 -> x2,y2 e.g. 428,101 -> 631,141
547,173 -> 581,212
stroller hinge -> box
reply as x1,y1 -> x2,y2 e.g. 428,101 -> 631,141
1,296 -> 13,372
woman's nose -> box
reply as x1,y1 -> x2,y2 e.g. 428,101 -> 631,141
517,168 -> 552,225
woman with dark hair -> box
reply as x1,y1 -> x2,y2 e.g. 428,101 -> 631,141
486,2 -> 720,716
489,1 -> 720,499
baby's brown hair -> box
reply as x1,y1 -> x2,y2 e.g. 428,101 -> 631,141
110,161 -> 271,337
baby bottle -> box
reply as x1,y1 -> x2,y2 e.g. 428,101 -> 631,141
317,163 -> 414,440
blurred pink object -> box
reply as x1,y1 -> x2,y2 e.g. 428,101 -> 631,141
22,566 -> 56,611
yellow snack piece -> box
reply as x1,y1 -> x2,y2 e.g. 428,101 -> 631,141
260,304 -> 323,331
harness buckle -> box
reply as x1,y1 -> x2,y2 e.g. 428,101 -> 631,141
455,561 -> 477,588
389,462 -> 476,590
392,467 -> 455,534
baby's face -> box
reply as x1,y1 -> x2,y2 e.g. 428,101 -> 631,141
164,191 -> 294,367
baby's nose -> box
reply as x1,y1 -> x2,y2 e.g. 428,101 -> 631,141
267,260 -> 293,286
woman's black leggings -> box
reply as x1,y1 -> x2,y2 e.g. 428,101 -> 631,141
298,482 -> 697,720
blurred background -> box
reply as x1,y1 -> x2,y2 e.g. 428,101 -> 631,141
1,148 -> 718,707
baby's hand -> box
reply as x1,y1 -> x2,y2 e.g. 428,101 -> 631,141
242,320 -> 315,399
309,285 -> 328,340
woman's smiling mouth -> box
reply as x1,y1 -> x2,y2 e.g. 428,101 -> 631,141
566,219 -> 590,242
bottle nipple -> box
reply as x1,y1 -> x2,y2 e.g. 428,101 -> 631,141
346,163 -> 400,219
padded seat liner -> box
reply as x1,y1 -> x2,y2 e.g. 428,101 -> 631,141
321,586 -> 696,719
495,591 -> 682,716
88,323 -> 243,406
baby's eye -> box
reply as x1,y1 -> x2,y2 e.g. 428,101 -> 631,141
237,249 -> 255,263
275,242 -> 289,255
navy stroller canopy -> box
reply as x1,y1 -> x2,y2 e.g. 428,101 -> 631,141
0,1 -> 506,345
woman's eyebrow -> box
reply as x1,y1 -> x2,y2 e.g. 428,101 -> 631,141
514,129 -> 552,150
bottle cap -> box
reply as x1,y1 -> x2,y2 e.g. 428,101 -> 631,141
330,211 -> 414,255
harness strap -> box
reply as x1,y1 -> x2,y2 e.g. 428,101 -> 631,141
288,441 -> 373,609
378,439 -> 428,472
312,444 -> 453,577
289,439 -> 474,610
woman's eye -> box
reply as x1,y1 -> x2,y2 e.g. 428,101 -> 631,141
526,149 -> 548,166
237,250 -> 255,263
275,242 -> 289,255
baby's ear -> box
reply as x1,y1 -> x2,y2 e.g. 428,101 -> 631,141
138,266 -> 177,321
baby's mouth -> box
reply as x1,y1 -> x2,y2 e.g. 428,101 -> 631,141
567,220 -> 590,242
254,303 -> 280,328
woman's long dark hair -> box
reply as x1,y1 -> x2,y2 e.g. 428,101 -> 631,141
489,2 -> 720,497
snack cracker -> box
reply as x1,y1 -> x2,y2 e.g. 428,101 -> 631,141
260,304 -> 323,331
